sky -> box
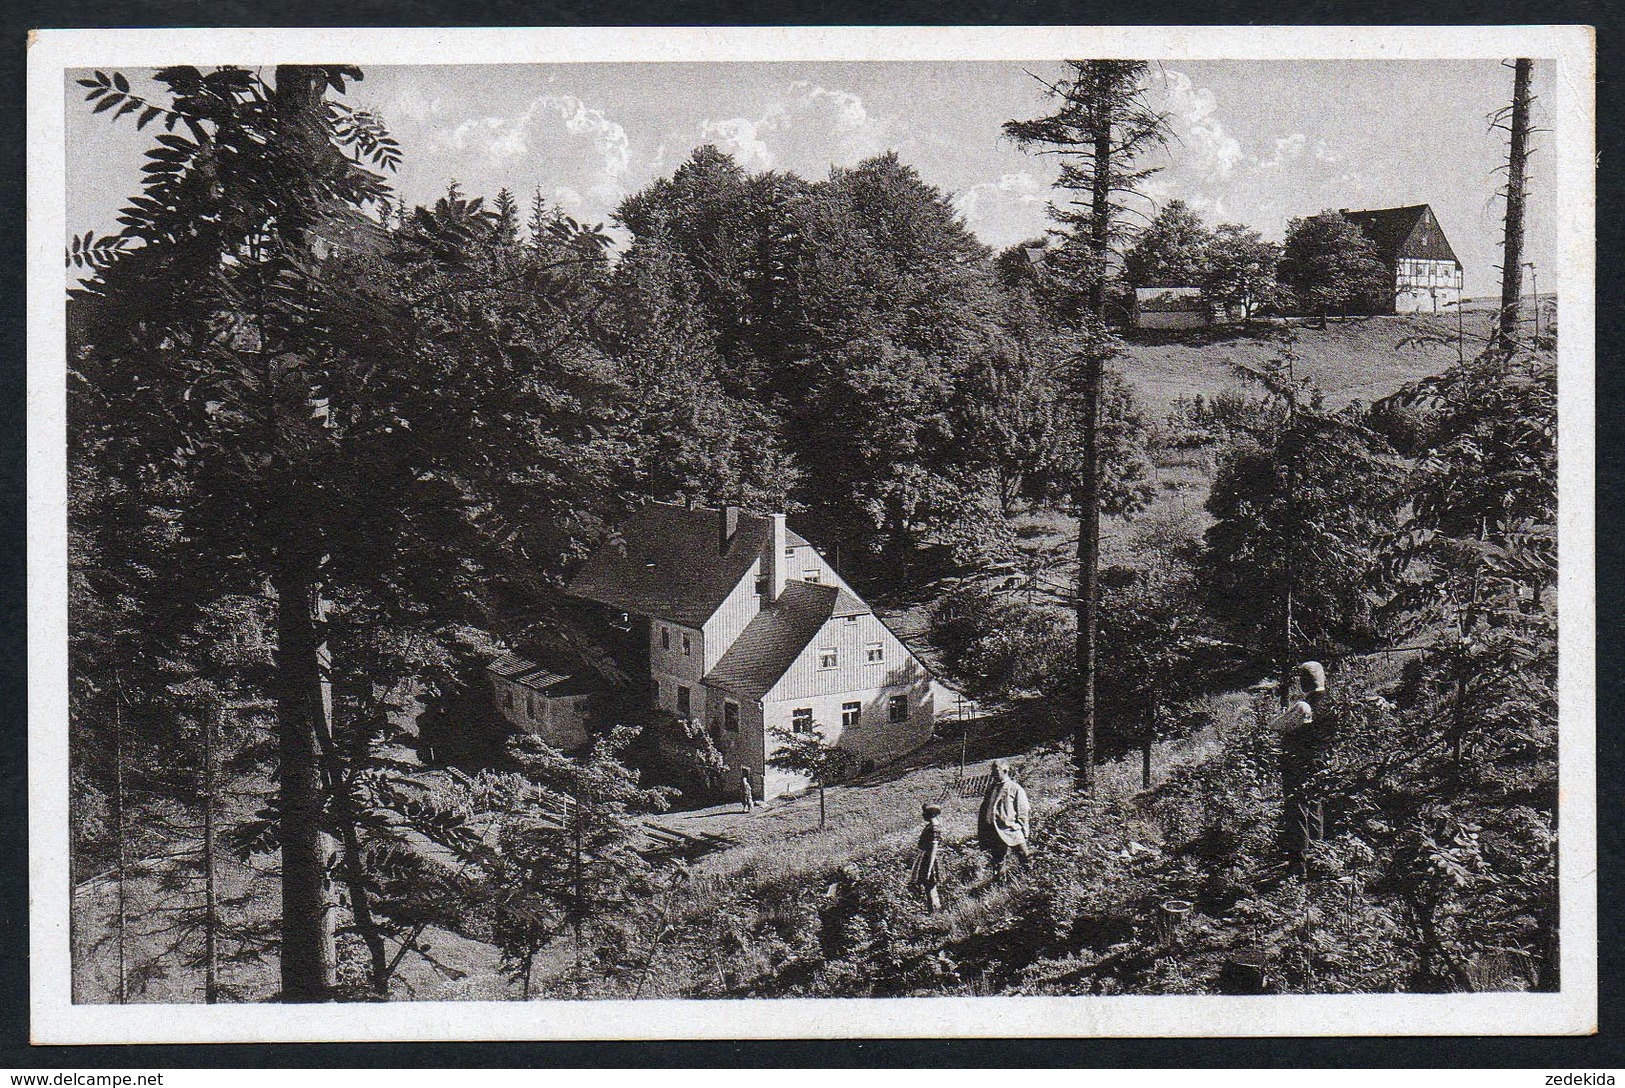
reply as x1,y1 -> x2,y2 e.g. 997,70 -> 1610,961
65,59 -> 1557,297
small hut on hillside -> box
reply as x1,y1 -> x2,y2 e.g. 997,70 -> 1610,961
1134,287 -> 1211,330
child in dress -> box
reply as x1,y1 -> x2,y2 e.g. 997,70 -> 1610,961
911,803 -> 944,912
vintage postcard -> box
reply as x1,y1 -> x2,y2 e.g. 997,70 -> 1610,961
27,25 -> 1596,1042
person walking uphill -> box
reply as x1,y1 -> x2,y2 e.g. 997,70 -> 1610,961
1271,661 -> 1331,875
977,760 -> 1032,875
911,803 -> 944,913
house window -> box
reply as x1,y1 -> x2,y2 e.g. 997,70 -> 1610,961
661,626 -> 670,650
677,686 -> 691,716
526,693 -> 536,719
841,701 -> 861,728
888,695 -> 909,723
818,647 -> 838,669
682,632 -> 692,657
865,643 -> 884,663
755,574 -> 769,596
724,701 -> 739,733
803,569 -> 821,584
504,688 -> 514,710
792,708 -> 813,734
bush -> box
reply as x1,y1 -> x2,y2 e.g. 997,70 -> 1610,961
928,583 -> 1072,699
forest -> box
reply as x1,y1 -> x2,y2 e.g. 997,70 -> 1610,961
65,61 -> 1557,1002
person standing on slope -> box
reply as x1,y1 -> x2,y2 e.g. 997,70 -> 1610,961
911,803 -> 945,912
977,760 -> 1032,875
1271,660 -> 1331,876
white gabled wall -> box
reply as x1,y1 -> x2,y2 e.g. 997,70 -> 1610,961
759,613 -> 935,798
782,541 -> 855,596
1393,257 -> 1464,314
702,562 -> 763,674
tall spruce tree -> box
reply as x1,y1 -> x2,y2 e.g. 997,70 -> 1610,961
1493,59 -> 1535,355
1003,60 -> 1170,788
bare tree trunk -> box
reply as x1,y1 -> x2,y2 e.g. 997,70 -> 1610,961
1074,111 -> 1112,792
202,702 -> 221,1004
1496,58 -> 1532,354
273,562 -> 336,1002
112,681 -> 128,1005
314,681 -> 391,996
333,799 -> 389,996
265,63 -> 342,1004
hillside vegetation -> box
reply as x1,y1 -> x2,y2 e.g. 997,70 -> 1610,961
67,63 -> 1556,1006
1114,309 -> 1484,412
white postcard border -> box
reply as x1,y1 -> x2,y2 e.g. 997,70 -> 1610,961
27,23 -> 1597,1043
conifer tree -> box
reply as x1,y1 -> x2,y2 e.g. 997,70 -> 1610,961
1004,60 -> 1170,789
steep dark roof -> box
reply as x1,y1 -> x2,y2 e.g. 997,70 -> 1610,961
487,651 -> 601,696
567,502 -> 807,628
1342,205 -> 1461,265
830,586 -> 868,617
704,581 -> 841,699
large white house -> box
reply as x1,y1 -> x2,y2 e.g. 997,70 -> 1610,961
566,503 -> 950,798
1342,204 -> 1465,314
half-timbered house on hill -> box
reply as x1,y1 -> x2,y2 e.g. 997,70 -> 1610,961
565,502 -> 948,799
1342,204 -> 1464,314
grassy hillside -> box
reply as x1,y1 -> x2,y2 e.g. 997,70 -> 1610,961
1113,308 -> 1488,412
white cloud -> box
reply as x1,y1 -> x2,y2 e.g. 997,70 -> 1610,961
1257,133 -> 1306,170
1313,139 -> 1341,163
1140,176 -> 1228,224
951,171 -> 1050,248
698,107 -> 788,170
439,94 -> 632,204
788,80 -> 892,159
1156,70 -> 1245,180
389,87 -> 445,125
694,82 -> 893,175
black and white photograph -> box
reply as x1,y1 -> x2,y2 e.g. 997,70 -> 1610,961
27,25 -> 1595,1041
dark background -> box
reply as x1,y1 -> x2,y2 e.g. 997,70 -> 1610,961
4,0 -> 1618,1067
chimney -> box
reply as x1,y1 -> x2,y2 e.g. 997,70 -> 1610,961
718,504 -> 740,553
765,513 -> 788,602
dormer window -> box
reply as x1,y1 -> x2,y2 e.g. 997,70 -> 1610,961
803,569 -> 821,584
